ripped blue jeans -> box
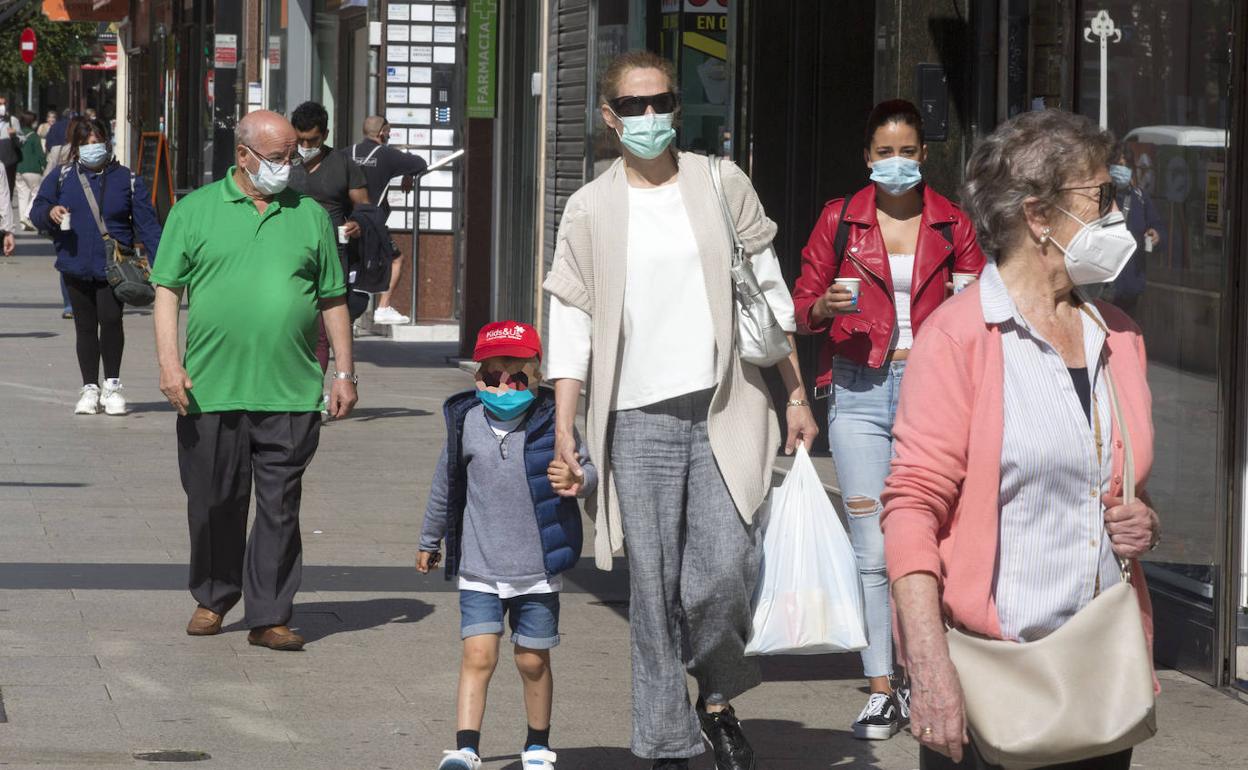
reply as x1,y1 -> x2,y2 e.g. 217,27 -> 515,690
827,357 -> 907,679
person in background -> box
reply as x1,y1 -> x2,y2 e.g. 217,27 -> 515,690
29,117 -> 163,416
1107,143 -> 1164,318
15,111 -> 47,231
791,99 -> 985,742
38,108 -> 57,144
348,115 -> 428,325
0,97 -> 19,200
287,101 -> 369,375
0,166 -> 14,256
883,109 -> 1159,769
44,108 -> 74,155
152,110 -> 357,652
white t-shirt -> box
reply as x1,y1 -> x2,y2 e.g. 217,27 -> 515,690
889,252 -> 915,350
547,180 -> 796,411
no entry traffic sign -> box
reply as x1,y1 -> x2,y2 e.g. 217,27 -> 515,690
20,28 -> 37,65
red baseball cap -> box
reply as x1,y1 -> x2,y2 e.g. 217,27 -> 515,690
473,320 -> 543,362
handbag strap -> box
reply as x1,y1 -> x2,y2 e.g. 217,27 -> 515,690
1102,363 -> 1136,582
76,166 -> 110,239
708,155 -> 746,268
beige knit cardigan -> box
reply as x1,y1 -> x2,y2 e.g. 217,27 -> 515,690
543,151 -> 782,570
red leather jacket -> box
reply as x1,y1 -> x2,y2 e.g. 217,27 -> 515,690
793,184 -> 986,390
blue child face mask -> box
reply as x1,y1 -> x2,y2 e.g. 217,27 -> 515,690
476,388 -> 536,421
870,156 -> 923,196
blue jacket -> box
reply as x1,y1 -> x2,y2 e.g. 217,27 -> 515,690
438,388 -> 587,581
30,161 -> 163,282
1112,186 -> 1166,300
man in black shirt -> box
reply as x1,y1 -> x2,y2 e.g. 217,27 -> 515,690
348,115 -> 428,325
288,101 -> 369,373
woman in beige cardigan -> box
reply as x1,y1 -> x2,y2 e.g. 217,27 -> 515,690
543,51 -> 818,770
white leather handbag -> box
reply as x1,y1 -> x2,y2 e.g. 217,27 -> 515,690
708,155 -> 792,368
945,369 -> 1156,769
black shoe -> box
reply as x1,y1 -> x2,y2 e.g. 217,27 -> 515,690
697,704 -> 756,770
852,691 -> 904,740
651,761 -> 689,769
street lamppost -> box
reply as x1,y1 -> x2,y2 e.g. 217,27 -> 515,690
1084,10 -> 1122,130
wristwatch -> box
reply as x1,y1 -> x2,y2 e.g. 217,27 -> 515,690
333,370 -> 358,385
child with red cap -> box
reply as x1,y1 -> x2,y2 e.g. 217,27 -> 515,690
417,320 -> 596,770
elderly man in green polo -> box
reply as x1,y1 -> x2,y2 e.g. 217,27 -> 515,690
151,110 -> 358,651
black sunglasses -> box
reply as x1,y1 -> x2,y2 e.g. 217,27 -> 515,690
609,92 -> 678,118
1058,181 -> 1116,218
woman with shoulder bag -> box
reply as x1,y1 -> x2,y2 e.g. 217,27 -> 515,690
882,110 -> 1161,770
791,99 -> 986,740
543,50 -> 818,770
30,117 -> 163,416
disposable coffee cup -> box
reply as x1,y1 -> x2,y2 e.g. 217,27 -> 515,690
337,225 -> 349,244
834,277 -> 861,307
952,273 -> 977,294
60,211 -> 71,231
1144,236 -> 1155,253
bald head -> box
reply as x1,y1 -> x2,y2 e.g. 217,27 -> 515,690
363,115 -> 390,144
234,110 -> 297,199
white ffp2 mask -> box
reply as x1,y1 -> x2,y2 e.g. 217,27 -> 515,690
1051,207 -> 1138,286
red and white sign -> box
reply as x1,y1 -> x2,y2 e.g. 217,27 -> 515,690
20,28 -> 36,65
213,33 -> 238,69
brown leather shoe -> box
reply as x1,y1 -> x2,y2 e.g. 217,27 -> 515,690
247,625 -> 305,651
186,606 -> 224,636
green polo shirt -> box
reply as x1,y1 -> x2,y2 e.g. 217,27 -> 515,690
150,168 -> 345,414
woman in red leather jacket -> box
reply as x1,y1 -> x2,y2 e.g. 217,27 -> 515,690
791,100 -> 985,741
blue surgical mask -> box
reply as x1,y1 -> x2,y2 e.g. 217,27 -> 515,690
613,110 -> 676,160
1109,164 -> 1133,188
870,156 -> 923,196
79,143 -> 110,168
476,388 -> 536,421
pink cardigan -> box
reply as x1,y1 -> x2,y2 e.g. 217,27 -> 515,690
880,282 -> 1155,656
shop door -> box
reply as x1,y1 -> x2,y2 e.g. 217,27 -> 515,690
1070,0 -> 1237,686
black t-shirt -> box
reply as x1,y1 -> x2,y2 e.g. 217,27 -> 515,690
288,145 -> 366,228
346,139 -> 428,213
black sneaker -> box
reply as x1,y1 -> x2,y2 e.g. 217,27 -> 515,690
852,691 -> 904,740
651,761 -> 689,769
697,704 -> 757,770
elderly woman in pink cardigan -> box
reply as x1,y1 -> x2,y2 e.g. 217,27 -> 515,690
881,110 -> 1162,770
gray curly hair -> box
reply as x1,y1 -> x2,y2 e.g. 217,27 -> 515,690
961,110 -> 1116,259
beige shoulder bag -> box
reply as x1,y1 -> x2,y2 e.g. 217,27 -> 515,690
945,368 -> 1156,769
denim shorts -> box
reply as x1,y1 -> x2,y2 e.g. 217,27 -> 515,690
459,590 -> 561,649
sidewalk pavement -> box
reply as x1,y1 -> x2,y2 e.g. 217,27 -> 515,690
1,230 -> 1245,769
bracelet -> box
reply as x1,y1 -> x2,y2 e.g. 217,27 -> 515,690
333,370 -> 358,385
786,399 -> 809,408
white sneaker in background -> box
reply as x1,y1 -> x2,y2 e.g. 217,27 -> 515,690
74,384 -> 101,415
373,306 -> 411,325
437,749 -> 482,770
100,379 -> 127,416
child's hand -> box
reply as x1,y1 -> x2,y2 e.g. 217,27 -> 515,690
548,458 -> 582,498
416,550 -> 441,574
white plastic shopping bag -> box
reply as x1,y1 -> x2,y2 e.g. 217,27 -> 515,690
744,444 -> 868,655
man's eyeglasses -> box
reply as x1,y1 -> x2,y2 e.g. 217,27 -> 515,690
1058,181 -> 1116,218
609,91 -> 678,118
245,144 -> 300,168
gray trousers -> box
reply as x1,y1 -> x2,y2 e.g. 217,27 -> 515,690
609,389 -> 762,759
177,412 -> 321,628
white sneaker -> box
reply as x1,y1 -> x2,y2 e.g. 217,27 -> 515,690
74,384 -> 101,415
100,379 -> 127,416
520,747 -> 557,769
437,749 -> 482,770
373,305 -> 411,325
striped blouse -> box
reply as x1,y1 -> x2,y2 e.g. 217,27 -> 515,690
980,263 -> 1123,642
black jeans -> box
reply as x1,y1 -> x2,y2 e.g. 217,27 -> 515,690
177,412 -> 321,628
921,744 -> 1132,770
63,275 -> 124,385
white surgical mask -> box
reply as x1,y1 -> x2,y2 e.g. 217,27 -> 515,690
1050,207 -> 1137,286
297,144 -> 321,162
244,146 -> 291,196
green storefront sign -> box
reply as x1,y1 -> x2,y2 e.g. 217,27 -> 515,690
467,0 -> 498,119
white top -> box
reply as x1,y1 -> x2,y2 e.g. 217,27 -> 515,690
461,409 -> 562,598
547,181 -> 796,411
980,262 -> 1121,642
889,252 -> 915,350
